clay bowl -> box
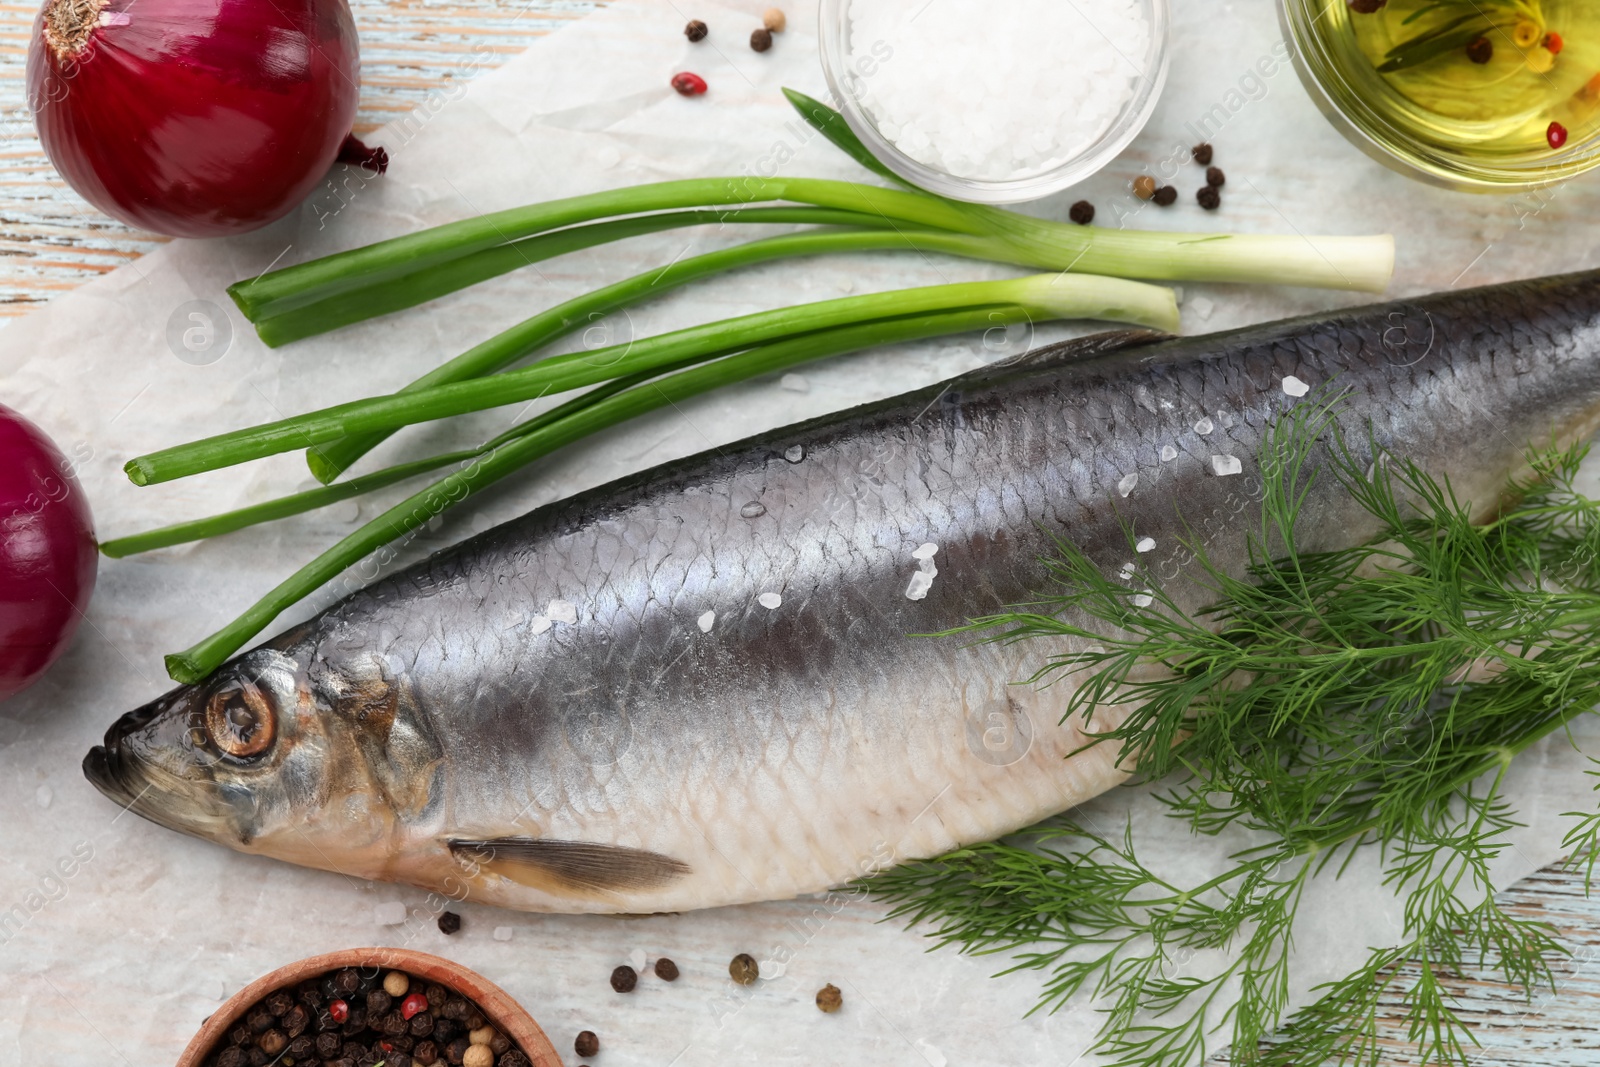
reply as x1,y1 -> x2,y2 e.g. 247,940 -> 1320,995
176,947 -> 564,1067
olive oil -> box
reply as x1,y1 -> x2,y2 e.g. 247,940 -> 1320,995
1280,0 -> 1600,189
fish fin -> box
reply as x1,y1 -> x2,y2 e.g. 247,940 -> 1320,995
961,329 -> 1171,382
448,837 -> 691,898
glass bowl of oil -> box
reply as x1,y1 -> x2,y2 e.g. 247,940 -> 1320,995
1279,0 -> 1600,191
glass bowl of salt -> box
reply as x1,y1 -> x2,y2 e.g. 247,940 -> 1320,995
819,0 -> 1171,204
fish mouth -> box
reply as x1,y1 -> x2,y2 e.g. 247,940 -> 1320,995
82,698 -> 240,840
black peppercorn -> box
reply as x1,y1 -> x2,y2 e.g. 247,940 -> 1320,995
751,27 -> 773,52
286,1035 -> 315,1060
410,1012 -> 436,1038
816,983 -> 843,1013
317,1032 -> 343,1059
610,965 -> 638,993
462,1010 -> 486,1032
228,1025 -> 252,1047
327,1058 -> 356,1067
1068,200 -> 1095,225
1466,36 -> 1493,63
574,1031 -> 600,1058
334,969 -> 362,996
366,990 -> 393,1017
654,957 -> 680,981
729,953 -> 760,985
216,1048 -> 245,1067
445,1036 -> 470,1066
442,997 -> 469,1021
413,1040 -> 440,1066
1197,185 -> 1221,210
685,19 -> 708,42
257,1030 -> 287,1057
383,1010 -> 410,1036
500,1053 -> 531,1067
1152,185 -> 1178,206
433,1018 -> 460,1044
1205,166 -> 1225,188
1191,142 -> 1213,166
245,1048 -> 269,1067
247,1009 -> 275,1034
265,991 -> 295,1017
341,1006 -> 369,1036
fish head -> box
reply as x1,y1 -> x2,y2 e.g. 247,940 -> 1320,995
84,634 -> 448,878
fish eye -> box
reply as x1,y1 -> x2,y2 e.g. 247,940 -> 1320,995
204,681 -> 276,759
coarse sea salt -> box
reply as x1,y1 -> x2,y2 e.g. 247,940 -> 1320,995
846,0 -> 1151,182
698,610 -> 716,632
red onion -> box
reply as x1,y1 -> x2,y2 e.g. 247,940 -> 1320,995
26,0 -> 364,238
0,404 -> 96,704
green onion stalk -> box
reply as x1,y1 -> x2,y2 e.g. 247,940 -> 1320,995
126,274 -> 1178,487
159,279 -> 1175,682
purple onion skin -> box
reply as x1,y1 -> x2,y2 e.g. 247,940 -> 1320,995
0,404 -> 96,704
26,0 -> 361,238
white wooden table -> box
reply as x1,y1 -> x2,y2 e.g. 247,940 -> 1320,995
1,1 -> 1598,1062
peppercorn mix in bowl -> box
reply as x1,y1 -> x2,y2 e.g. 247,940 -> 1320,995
1278,0 -> 1600,191
818,0 -> 1172,203
177,948 -> 562,1067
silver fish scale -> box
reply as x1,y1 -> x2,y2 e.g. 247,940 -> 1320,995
97,273 -> 1600,913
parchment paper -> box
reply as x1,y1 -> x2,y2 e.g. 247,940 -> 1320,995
5,1 -> 1600,1063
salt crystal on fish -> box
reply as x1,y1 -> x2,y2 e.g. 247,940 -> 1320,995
781,373 -> 810,394
547,599 -> 578,624
1117,473 -> 1139,498
373,902 -> 408,926
1282,375 -> 1310,398
493,926 -> 513,942
1194,417 -> 1214,435
698,610 -> 716,632
1136,537 -> 1156,553
530,616 -> 552,636
906,569 -> 935,600
759,592 -> 783,609
1212,454 -> 1243,476
912,542 -> 939,561
785,444 -> 806,463
1160,444 -> 1178,462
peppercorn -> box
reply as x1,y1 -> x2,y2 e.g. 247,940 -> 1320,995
729,953 -> 760,985
329,1000 -> 351,1024
1191,142 -> 1213,166
229,1025 -> 252,1047
750,27 -> 773,52
574,1031 -> 600,1058
425,983 -> 450,1007
500,1053 -> 530,1067
265,991 -> 295,1017
367,990 -> 393,1017
445,1037 -> 470,1066
462,1045 -> 494,1067
383,1010 -> 411,1036
1205,166 -> 1225,188
258,1030 -> 288,1057
671,72 -> 708,96
382,972 -> 410,998
1133,175 -> 1156,200
1549,121 -> 1569,149
286,1035 -> 315,1060
437,912 -> 462,935
1348,0 -> 1385,12
816,983 -> 843,1013
327,1058 -> 356,1067
442,998 -> 469,1021
654,957 -> 680,981
413,1040 -> 439,1066
247,1009 -> 275,1034
1197,185 -> 1221,211
317,1032 -> 343,1059
410,1012 -> 436,1038
343,1040 -> 367,1061
1465,36 -> 1493,63
468,1026 -> 496,1046
216,1048 -> 245,1067
763,7 -> 786,32
387,1053 -> 415,1067
463,1010 -> 486,1032
245,1049 -> 269,1067
684,19 -> 708,42
433,1018 -> 461,1044
1152,185 -> 1178,207
341,1006 -> 369,1036
1544,31 -> 1564,55
282,1004 -> 310,1037
334,970 -> 362,996
401,992 -> 430,1020
1068,200 -> 1095,225
490,1032 -> 512,1056
610,965 -> 639,993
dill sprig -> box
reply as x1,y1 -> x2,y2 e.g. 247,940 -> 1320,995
865,397 -> 1600,1066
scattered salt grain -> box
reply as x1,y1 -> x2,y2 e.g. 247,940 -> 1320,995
547,599 -> 578,624
1194,417 -> 1214,436
781,373 -> 811,394
1281,375 -> 1310,398
630,949 -> 648,972
1212,454 -> 1243,476
35,784 -> 52,809
1136,537 -> 1156,553
1160,444 -> 1178,462
1119,561 -> 1137,578
846,0 -> 1152,182
530,616 -> 552,636
915,1039 -> 949,1067
906,544 -> 940,600
1189,295 -> 1215,321
698,610 -> 716,632
1133,593 -> 1154,607
1116,472 -> 1139,498
759,592 -> 783,610
905,571 -> 935,600
493,926 -> 514,942
374,902 -> 408,926
331,499 -> 362,524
